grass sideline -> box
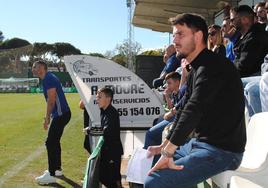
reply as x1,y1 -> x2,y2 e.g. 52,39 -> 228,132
0,93 -> 87,188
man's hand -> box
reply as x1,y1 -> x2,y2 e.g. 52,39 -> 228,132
147,145 -> 163,158
148,155 -> 184,175
164,111 -> 172,120
43,117 -> 50,130
83,127 -> 90,135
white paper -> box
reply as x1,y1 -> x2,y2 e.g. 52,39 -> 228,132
126,148 -> 153,184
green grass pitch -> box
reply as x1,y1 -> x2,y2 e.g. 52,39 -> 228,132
0,93 -> 87,187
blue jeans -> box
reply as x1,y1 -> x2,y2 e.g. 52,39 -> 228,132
144,117 -> 174,149
242,77 -> 262,117
144,139 -> 243,188
260,73 -> 268,112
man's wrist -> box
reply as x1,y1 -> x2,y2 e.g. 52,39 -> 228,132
164,142 -> 177,156
161,148 -> 173,158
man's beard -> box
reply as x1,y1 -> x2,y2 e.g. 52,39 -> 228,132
177,52 -> 186,59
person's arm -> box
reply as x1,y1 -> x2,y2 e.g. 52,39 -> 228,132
79,100 -> 85,109
103,110 -> 120,140
163,88 -> 173,109
159,71 -> 167,80
149,67 -> 224,174
43,88 -> 56,130
169,68 -> 223,146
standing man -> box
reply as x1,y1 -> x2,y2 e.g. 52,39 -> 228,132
32,60 -> 71,184
96,87 -> 123,188
145,13 -> 246,188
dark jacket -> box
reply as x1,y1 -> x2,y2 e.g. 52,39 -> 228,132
233,23 -> 268,77
167,48 -> 246,153
214,44 -> 226,58
100,104 -> 123,160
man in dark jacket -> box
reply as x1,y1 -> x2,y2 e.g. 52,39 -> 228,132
145,13 -> 246,188
96,87 -> 123,188
231,5 -> 268,77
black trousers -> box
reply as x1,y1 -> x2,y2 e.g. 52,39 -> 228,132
100,155 -> 121,188
83,109 -> 91,153
46,111 -> 71,176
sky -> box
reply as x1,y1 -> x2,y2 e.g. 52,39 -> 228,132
0,0 -> 171,54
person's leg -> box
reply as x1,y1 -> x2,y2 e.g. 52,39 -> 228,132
144,119 -> 171,149
46,111 -> 71,175
244,81 -> 262,117
83,109 -> 91,153
100,155 -> 122,188
260,72 -> 268,112
144,140 -> 243,188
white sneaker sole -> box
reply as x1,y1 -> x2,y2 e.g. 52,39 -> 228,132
35,178 -> 56,185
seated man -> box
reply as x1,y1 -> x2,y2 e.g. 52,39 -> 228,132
221,15 -> 241,63
144,72 -> 186,150
231,5 -> 268,77
145,13 -> 246,188
153,44 -> 181,88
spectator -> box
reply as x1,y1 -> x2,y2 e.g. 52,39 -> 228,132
243,54 -> 268,118
221,16 -> 241,63
231,5 -> 268,77
255,2 -> 268,29
144,72 -> 186,150
145,13 -> 246,188
152,44 -> 181,88
208,24 -> 226,57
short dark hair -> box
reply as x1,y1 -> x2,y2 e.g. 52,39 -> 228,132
165,72 -> 181,81
234,5 -> 254,21
169,13 -> 208,44
34,60 -> 48,71
98,87 -> 114,101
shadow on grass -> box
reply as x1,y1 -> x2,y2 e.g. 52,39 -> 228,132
41,175 -> 82,188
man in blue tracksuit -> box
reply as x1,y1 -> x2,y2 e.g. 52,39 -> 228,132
32,60 -> 71,185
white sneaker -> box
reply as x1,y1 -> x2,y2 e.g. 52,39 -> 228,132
43,169 -> 63,177
35,171 -> 56,184
55,169 -> 63,176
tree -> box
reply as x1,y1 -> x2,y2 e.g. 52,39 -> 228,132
31,42 -> 54,60
140,48 -> 165,56
89,52 -> 105,58
0,37 -> 31,50
113,40 -> 141,68
50,42 -> 81,72
51,42 -> 81,59
0,31 -> 4,44
104,50 -> 115,59
115,39 -> 141,57
111,54 -> 127,67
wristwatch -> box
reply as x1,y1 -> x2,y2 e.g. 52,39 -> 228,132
161,148 -> 173,158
